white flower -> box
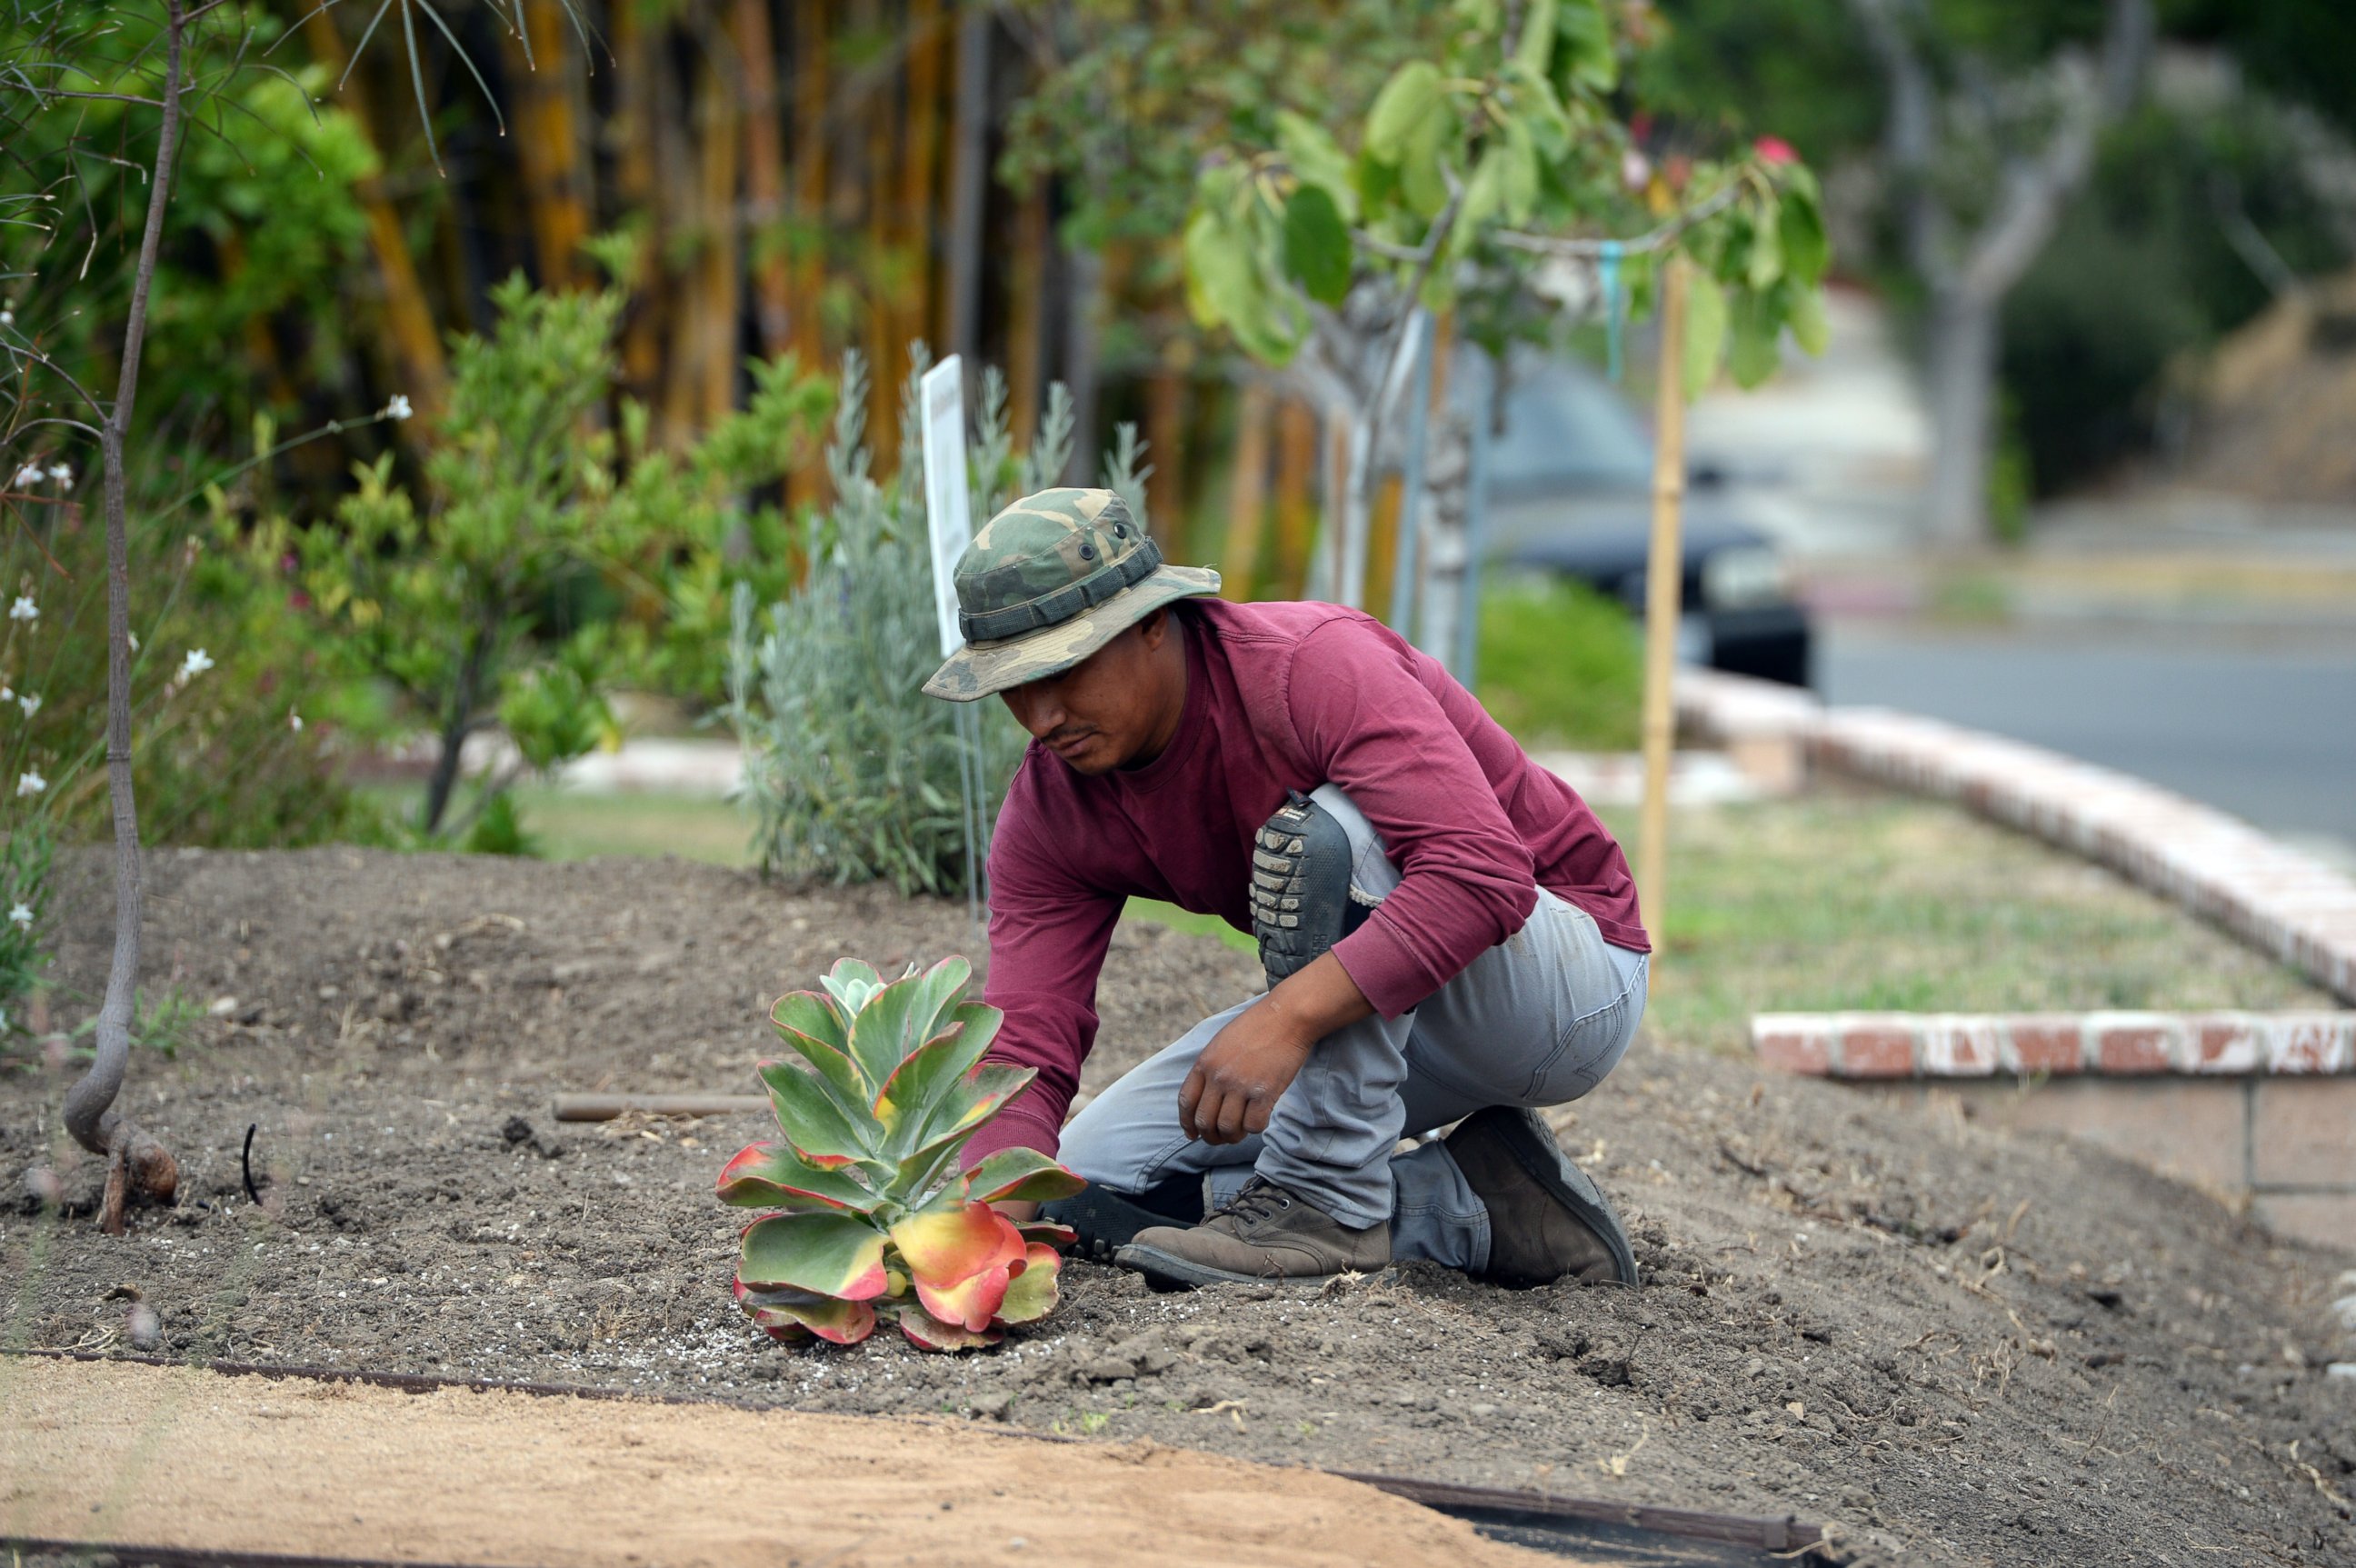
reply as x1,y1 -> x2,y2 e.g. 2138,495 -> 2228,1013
179,648 -> 213,680
8,595 -> 35,622
9,464 -> 38,489
15,771 -> 44,797
384,394 -> 414,421
0,309 -> 13,327
8,904 -> 29,930
288,709 -> 304,733
16,693 -> 37,718
46,463 -> 69,491
126,631 -> 138,653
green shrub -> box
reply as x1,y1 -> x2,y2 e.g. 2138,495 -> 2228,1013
1473,574 -> 1643,751
0,484 -> 376,854
299,270 -> 828,841
727,353 -> 1022,894
726,349 -> 1148,893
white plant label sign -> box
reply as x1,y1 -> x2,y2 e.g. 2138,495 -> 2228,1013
920,356 -> 973,660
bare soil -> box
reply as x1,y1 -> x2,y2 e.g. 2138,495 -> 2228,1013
5,847 -> 2353,1567
3,1356 -> 1581,1568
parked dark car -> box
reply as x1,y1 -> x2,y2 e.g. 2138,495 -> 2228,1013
1481,356 -> 1812,688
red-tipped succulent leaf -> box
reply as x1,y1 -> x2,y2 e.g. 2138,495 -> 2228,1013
739,1211 -> 891,1302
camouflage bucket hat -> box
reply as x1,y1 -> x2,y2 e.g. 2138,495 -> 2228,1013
923,487 -> 1221,702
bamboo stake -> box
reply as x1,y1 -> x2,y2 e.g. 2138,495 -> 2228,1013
1143,345 -> 1190,547
1221,381 -> 1274,597
1636,256 -> 1691,943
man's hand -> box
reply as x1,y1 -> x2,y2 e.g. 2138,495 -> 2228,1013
1178,951 -> 1373,1144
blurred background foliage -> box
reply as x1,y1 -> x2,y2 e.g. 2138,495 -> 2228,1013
4,0 -> 2353,869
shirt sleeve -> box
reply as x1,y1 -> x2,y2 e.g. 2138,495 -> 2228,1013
962,767 -> 1123,1167
1286,617 -> 1539,1017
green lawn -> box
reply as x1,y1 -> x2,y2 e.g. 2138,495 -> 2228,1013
374,782 -> 2331,1048
1593,792 -> 2332,1053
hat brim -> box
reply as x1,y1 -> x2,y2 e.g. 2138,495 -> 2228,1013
923,564 -> 1222,702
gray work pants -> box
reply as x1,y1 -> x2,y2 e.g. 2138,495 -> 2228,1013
1058,786 -> 1647,1273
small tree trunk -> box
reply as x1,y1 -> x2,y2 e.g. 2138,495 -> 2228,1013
943,0 -> 991,366
1922,287 -> 2000,547
62,0 -> 186,1233
1006,184 -> 1049,447
787,0 -> 834,509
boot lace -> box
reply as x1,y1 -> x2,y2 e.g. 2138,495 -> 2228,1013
1207,1176 -> 1296,1227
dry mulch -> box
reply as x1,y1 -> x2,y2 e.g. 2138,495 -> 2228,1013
4,846 -> 2352,1567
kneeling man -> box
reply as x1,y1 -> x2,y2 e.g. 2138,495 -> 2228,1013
927,488 -> 1650,1289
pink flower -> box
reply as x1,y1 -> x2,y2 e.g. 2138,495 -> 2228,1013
1753,135 -> 1798,165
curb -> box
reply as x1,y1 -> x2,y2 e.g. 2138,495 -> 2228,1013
1679,668 -> 2356,1005
1750,1011 -> 2356,1080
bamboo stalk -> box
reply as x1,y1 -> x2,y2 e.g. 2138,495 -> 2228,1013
1007,183 -> 1049,447
610,0 -> 664,411
1637,256 -> 1692,944
903,0 -> 945,346
303,4 -> 448,420
695,38 -> 745,428
788,0 -> 834,507
1143,345 -> 1190,547
737,0 -> 793,360
1273,397 -> 1317,597
1220,381 -> 1274,597
502,0 -> 589,292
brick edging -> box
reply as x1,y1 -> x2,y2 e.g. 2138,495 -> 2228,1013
1752,1011 -> 2356,1079
1679,668 -> 2356,1004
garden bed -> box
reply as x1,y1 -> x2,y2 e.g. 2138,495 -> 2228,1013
5,846 -> 2352,1566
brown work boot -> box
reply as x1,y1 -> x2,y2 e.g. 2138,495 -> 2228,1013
1446,1107 -> 1638,1286
1116,1176 -> 1390,1289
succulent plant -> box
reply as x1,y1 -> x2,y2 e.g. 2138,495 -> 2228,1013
721,956 -> 1083,1351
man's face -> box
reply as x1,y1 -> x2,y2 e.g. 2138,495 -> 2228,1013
998,613 -> 1177,776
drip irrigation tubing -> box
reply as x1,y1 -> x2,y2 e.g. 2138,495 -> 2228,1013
4,1347 -> 1833,1564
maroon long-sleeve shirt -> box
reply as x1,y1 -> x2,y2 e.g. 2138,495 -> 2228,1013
964,597 -> 1647,1166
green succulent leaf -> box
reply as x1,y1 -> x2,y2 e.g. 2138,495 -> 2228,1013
848,957 -> 975,1106
963,1148 -> 1087,1206
1682,268 -> 1730,400
1017,1219 -> 1078,1250
874,1022 -> 994,1154
736,1280 -> 878,1345
1282,184 -> 1354,307
758,1058 -> 883,1164
739,1211 -> 891,1300
1364,60 -> 1444,163
716,1142 -> 881,1213
896,1302 -> 1003,1353
770,991 -> 871,1106
889,1063 -> 1038,1195
818,957 -> 884,1016
993,1243 -> 1063,1326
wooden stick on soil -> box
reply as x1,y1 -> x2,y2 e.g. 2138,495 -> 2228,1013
553,1094 -> 767,1122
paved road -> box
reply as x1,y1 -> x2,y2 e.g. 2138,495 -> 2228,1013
1818,624 -> 2356,854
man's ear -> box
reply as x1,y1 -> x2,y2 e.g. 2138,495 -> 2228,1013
1134,606 -> 1169,650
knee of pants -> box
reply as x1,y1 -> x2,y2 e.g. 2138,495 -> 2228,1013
1306,784 -> 1403,903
